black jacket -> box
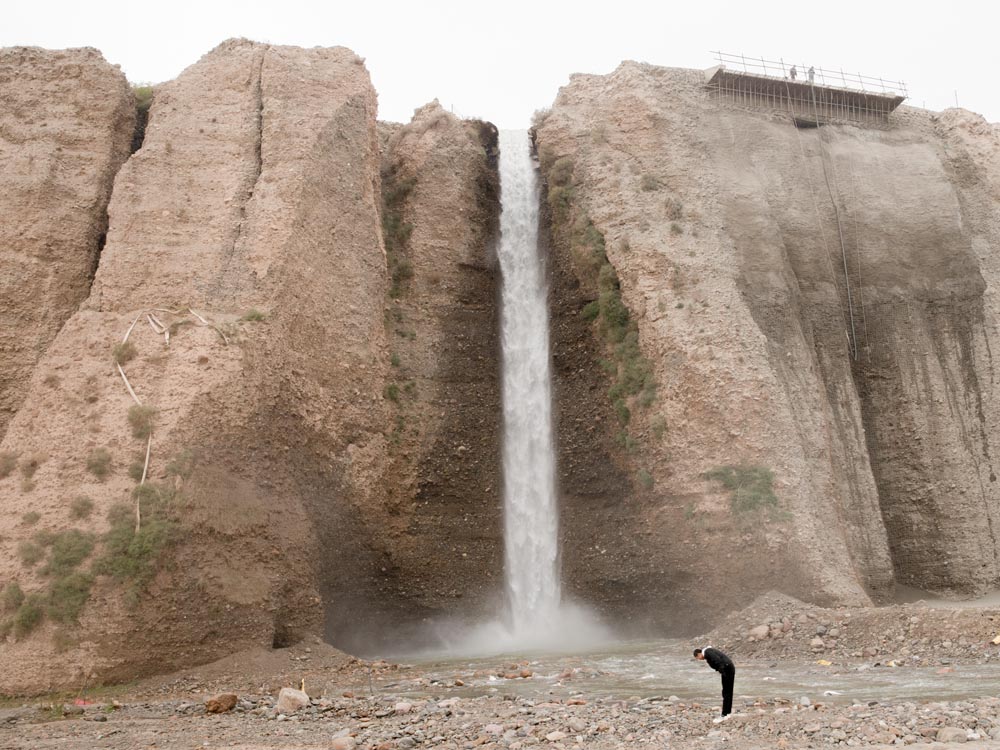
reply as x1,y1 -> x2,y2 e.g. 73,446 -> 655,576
703,647 -> 734,672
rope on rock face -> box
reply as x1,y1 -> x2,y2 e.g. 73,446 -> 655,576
809,85 -> 859,361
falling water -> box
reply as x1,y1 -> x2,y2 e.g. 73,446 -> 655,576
424,130 -> 608,657
496,129 -> 560,636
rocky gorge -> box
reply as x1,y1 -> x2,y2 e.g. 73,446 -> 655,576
2,37 -> 1000,726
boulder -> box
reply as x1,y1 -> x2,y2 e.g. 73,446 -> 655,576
204,693 -> 237,713
937,727 -> 968,743
275,687 -> 309,714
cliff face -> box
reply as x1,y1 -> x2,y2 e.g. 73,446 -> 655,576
0,40 -> 502,692
0,47 -> 134,437
327,104 -> 502,652
535,63 -> 1000,631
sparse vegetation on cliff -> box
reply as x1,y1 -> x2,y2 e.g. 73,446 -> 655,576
381,165 -> 417,298
70,495 -> 94,520
703,464 -> 779,514
538,152 -> 656,430
86,447 -> 112,479
95,484 -> 178,605
127,404 -> 157,440
112,341 -> 137,365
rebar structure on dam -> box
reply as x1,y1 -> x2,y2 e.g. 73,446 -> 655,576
706,52 -> 907,126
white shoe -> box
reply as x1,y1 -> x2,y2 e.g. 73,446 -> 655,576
712,715 -> 731,724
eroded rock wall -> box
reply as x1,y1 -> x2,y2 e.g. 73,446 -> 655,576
326,104 -> 502,652
535,63 -> 1000,632
0,40 -> 390,692
0,47 -> 134,437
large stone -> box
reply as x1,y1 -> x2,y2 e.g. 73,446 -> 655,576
937,727 -> 968,743
204,693 -> 237,713
749,625 -> 770,640
275,687 -> 309,714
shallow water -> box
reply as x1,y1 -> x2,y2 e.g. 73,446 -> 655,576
365,639 -> 1000,705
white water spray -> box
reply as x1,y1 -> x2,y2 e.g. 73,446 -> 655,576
496,129 -> 561,635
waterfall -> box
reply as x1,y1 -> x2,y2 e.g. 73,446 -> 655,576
433,130 -> 608,656
496,129 -> 560,635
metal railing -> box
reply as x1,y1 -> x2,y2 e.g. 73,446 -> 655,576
711,51 -> 907,98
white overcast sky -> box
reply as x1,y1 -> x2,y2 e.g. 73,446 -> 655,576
5,0 -> 998,127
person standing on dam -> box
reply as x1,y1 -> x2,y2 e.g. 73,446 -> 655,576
694,647 -> 736,719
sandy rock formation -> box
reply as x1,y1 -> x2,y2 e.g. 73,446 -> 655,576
327,102 -> 501,652
0,39 -> 388,692
0,47 -> 134,437
534,63 -> 1000,631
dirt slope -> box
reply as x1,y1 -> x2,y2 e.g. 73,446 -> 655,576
534,63 -> 1000,632
0,47 -> 134,437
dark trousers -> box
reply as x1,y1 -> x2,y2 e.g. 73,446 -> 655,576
720,666 -> 735,716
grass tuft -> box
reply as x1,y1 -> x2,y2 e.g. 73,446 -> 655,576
240,309 -> 266,322
86,448 -> 112,480
127,405 -> 157,440
1,582 -> 25,613
112,342 -> 137,365
21,511 -> 41,526
703,465 -> 778,514
12,594 -> 44,638
70,496 -> 94,520
41,530 -> 95,578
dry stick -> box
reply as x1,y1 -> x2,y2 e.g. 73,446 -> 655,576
136,435 -> 152,533
188,307 -> 229,346
146,314 -> 165,335
122,312 -> 142,344
117,363 -> 142,406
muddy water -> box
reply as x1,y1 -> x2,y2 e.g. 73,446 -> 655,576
364,640 -> 1000,705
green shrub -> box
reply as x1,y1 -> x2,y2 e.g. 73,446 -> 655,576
18,540 -> 44,567
549,157 -> 574,187
384,383 -> 400,403
165,450 -> 195,480
703,465 -> 778,514
613,398 -> 630,425
21,511 -> 41,526
241,309 -> 266,322
94,485 -> 177,602
128,460 -> 146,482
670,222 -> 683,236
0,451 -> 17,479
1,582 -> 24,613
41,530 -> 95,578
47,573 -> 93,624
86,448 -> 112,480
112,341 -> 137,365
637,469 -> 654,489
70,496 -> 94,520
12,594 -> 44,638
581,301 -> 600,321
640,174 -> 660,191
390,353 -> 401,367
127,405 -> 157,440
381,168 -> 417,299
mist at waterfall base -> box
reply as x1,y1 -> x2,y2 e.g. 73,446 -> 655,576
397,131 -> 611,660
